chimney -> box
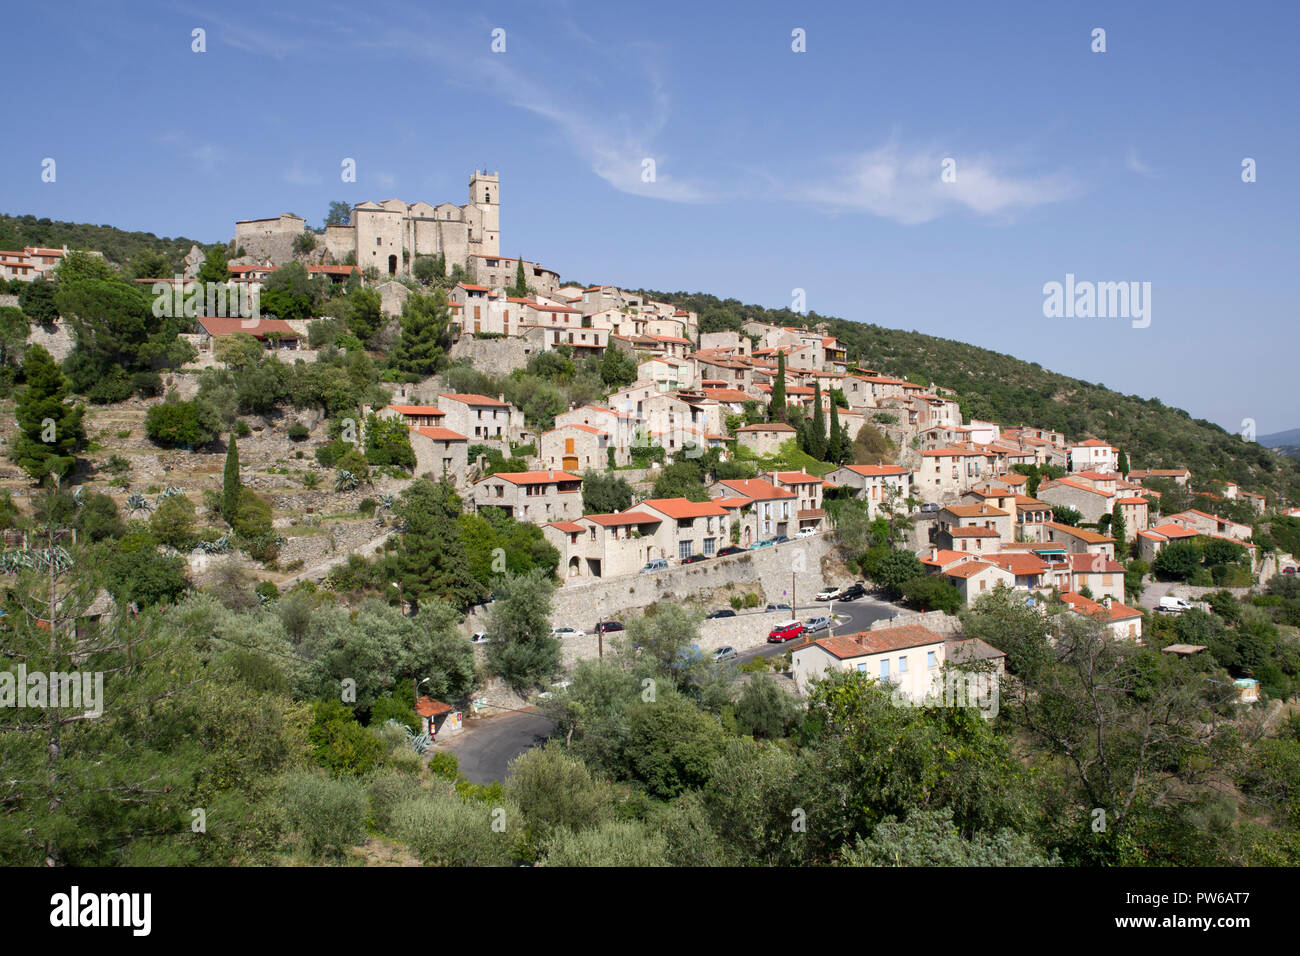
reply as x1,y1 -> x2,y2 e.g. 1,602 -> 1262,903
930,546 -> 938,561
1102,596 -> 1112,608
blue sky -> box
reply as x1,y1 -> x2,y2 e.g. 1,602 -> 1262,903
4,1 -> 1297,433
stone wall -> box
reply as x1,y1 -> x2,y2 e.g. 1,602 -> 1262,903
448,334 -> 533,378
27,319 -> 75,362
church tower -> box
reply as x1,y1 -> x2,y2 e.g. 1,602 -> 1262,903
468,170 -> 500,256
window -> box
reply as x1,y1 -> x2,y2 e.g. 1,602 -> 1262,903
898,656 -> 907,674
880,660 -> 890,680
857,662 -> 868,673
678,540 -> 693,560
927,651 -> 937,668
703,538 -> 716,555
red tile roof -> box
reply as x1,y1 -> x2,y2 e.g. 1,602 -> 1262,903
583,511 -> 662,527
440,392 -> 508,407
483,470 -> 582,486
412,426 -> 467,442
641,498 -> 729,519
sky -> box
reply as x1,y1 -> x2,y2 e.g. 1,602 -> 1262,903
3,0 -> 1297,434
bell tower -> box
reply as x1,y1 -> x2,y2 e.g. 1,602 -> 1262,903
469,170 -> 499,255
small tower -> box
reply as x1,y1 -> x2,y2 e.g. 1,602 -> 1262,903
469,170 -> 499,255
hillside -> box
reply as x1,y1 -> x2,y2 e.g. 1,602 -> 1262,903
0,213 -> 218,272
636,288 -> 1300,504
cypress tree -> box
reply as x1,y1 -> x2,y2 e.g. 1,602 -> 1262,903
1111,501 -> 1127,559
828,401 -> 847,464
222,435 -> 241,525
808,381 -> 828,460
511,259 -> 528,298
770,352 -> 787,422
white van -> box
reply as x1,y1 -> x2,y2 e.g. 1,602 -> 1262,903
1158,596 -> 1193,613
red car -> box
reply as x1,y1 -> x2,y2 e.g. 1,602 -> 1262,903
767,620 -> 805,643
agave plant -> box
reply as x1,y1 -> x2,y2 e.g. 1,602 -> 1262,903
126,492 -> 152,515
156,486 -> 185,500
335,470 -> 360,492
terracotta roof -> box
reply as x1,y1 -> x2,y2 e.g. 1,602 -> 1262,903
944,504 -> 1008,518
920,549 -> 973,567
583,511 -> 662,527
1066,554 -> 1125,573
735,423 -> 796,433
797,624 -> 947,660
986,552 -> 1048,575
1061,592 -> 1142,621
413,426 -> 468,442
641,498 -> 729,519
1045,522 -> 1114,544
945,561 -> 1003,579
546,521 -> 585,533
415,696 -> 454,718
839,464 -> 909,477
770,471 -> 821,484
440,392 -> 508,407
719,479 -> 795,501
482,470 -> 582,486
388,405 -> 445,416
947,527 -> 1001,538
545,423 -> 607,436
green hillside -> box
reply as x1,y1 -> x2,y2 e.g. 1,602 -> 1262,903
0,213 -> 218,273
637,289 -> 1300,505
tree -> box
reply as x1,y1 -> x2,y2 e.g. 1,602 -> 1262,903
622,604 -> 705,684
1111,502 -> 1128,559
806,381 -> 827,460
505,744 -> 615,846
0,305 -> 30,368
828,400 -> 850,464
18,277 -> 58,324
150,493 -> 197,549
733,673 -> 802,739
213,332 -> 263,370
581,470 -> 633,514
345,287 -> 384,342
196,246 -> 231,285
222,435 -> 241,525
485,568 -> 559,691
1153,541 -> 1202,581
511,259 -> 528,298
391,291 -> 451,376
900,574 -> 963,614
74,491 -> 123,542
842,807 -> 1056,867
1118,450 -> 1130,478
872,548 -> 925,598
651,460 -> 710,501
382,479 -> 486,612
324,201 -> 352,227
769,352 -> 787,422
599,345 -> 637,388
411,255 -> 440,286
145,397 -> 219,448
1051,504 -> 1082,527
625,692 -> 726,799
12,345 -> 84,482
363,413 -> 416,469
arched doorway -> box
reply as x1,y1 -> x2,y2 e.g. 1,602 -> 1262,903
387,254 -> 397,275
568,556 -> 581,577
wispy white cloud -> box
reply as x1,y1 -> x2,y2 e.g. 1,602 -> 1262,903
157,131 -> 229,174
1125,146 -> 1159,178
282,163 -> 323,187
794,141 -> 1077,224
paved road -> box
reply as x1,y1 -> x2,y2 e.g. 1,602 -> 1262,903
435,709 -> 555,784
735,594 -> 899,663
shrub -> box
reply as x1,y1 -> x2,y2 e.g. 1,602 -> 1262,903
288,421 -> 310,441
357,498 -> 377,518
277,770 -> 368,860
743,592 -> 761,609
149,493 -> 197,550
233,488 -> 273,539
427,751 -> 460,782
365,769 -> 425,833
254,580 -> 279,604
390,790 -> 522,866
234,419 -> 251,438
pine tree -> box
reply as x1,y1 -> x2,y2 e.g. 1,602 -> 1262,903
12,344 -> 84,482
770,352 -> 787,422
808,381 -> 828,460
1111,501 -> 1128,559
222,435 -> 241,525
511,259 -> 528,298
392,291 -> 451,376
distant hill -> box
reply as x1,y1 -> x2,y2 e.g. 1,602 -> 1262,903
636,288 -> 1300,505
0,213 -> 218,272
1259,428 -> 1300,448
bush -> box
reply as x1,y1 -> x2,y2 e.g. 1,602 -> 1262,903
87,366 -> 134,404
233,419 -> 251,438
357,497 -> 377,518
307,699 -> 386,776
145,398 -> 217,448
540,820 -> 669,867
427,751 -> 460,782
365,769 -> 425,833
288,421 -> 310,441
233,488 -> 273,539
131,370 -> 163,397
390,790 -> 522,866
277,770 -> 368,859
149,493 -> 197,550
254,580 -> 279,604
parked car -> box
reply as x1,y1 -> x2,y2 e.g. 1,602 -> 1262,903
706,608 -> 737,619
815,586 -> 841,602
749,539 -> 775,551
640,558 -> 669,573
1284,566 -> 1297,576
595,620 -> 624,634
713,646 -> 738,663
919,502 -> 941,513
766,602 -> 792,612
771,534 -> 791,545
839,583 -> 867,601
1158,596 -> 1193,614
470,632 -> 492,644
716,545 -> 746,557
804,615 -> 832,633
767,620 -> 805,643
681,553 -> 710,564
551,625 -> 585,638
795,528 -> 817,538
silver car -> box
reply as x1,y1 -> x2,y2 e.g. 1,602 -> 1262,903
803,615 -> 832,633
